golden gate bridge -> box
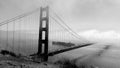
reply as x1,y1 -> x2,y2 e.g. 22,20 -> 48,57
0,4 -> 93,62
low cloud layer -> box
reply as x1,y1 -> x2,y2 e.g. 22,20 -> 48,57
79,30 -> 120,43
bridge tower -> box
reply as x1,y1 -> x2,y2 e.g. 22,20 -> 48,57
37,6 -> 49,61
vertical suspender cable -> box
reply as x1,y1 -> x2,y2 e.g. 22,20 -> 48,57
6,24 -> 8,50
18,19 -> 21,55
28,14 -> 32,55
25,18 -> 27,55
32,15 -> 34,53
30,15 -> 33,53
13,21 -> 15,53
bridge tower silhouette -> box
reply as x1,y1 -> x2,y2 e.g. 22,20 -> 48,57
37,6 -> 49,61
0,3 -> 92,62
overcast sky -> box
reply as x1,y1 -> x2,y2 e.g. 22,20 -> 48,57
50,0 -> 120,31
1,0 -> 120,42
50,0 -> 120,42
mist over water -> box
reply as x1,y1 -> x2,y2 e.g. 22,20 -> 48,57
48,37 -> 120,68
53,44 -> 120,68
0,30 -> 120,68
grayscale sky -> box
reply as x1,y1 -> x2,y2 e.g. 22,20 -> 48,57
1,0 -> 120,42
